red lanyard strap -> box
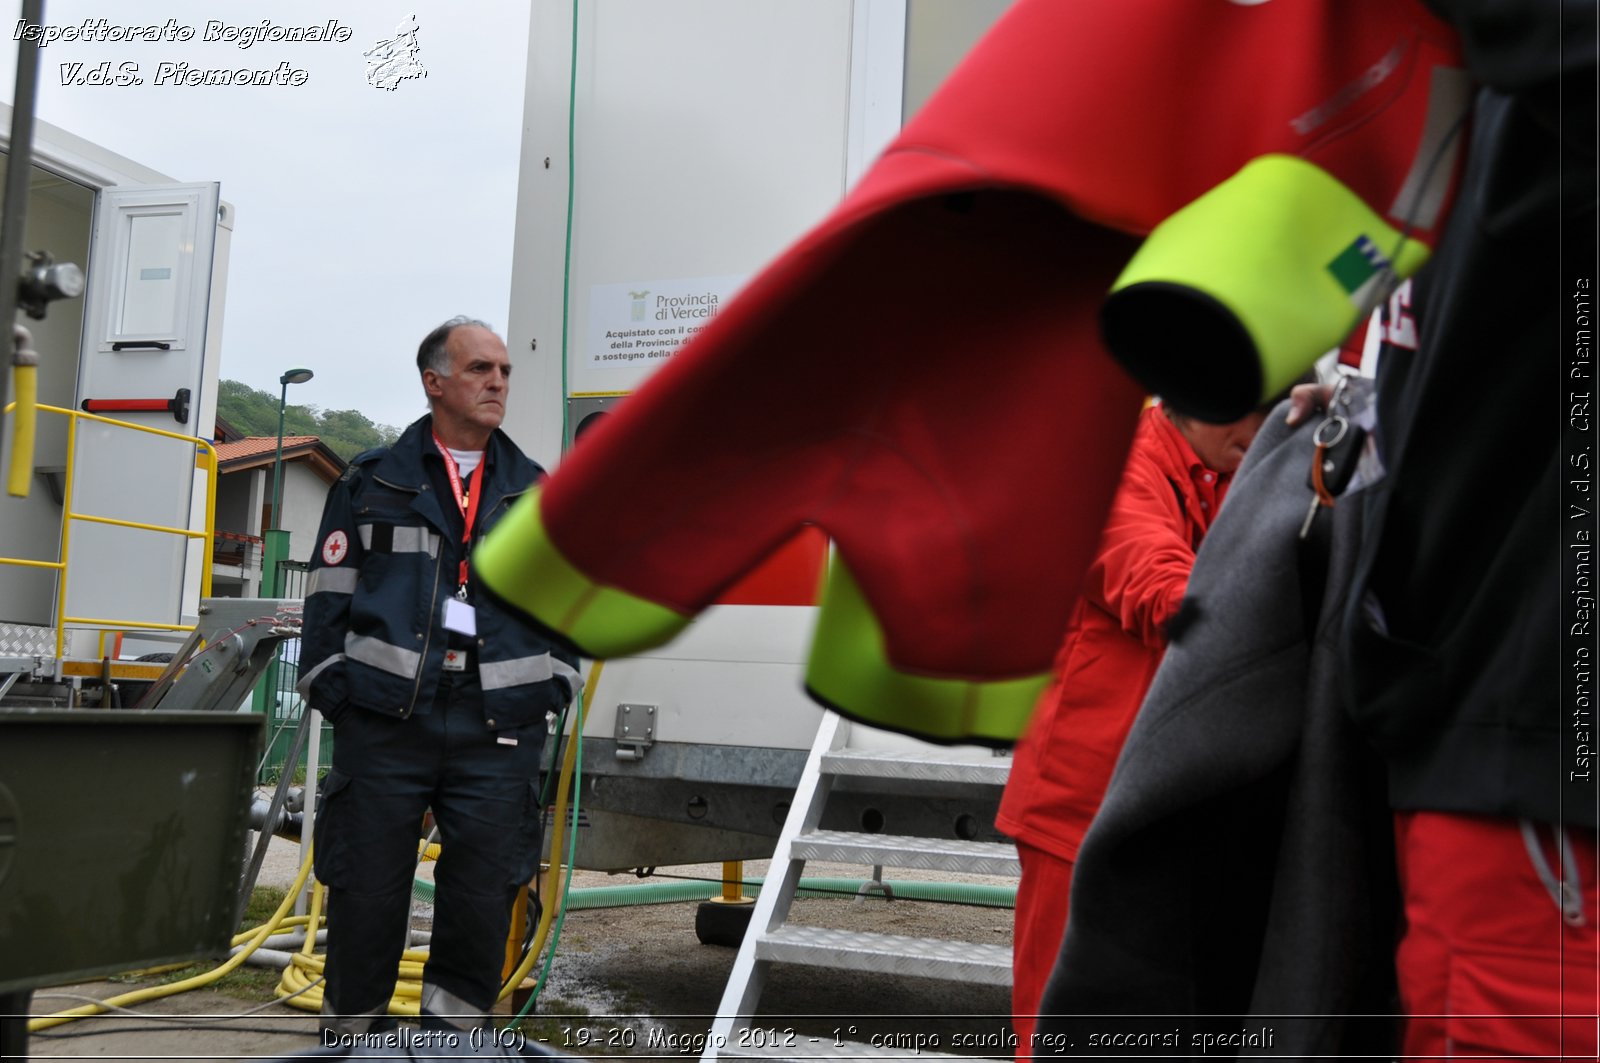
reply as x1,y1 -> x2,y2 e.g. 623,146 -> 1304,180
434,434 -> 485,590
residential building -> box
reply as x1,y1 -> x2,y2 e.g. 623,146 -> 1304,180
210,419 -> 345,597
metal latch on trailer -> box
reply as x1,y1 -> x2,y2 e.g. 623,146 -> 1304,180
613,703 -> 656,761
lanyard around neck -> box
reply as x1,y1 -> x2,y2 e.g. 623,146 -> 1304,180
433,433 -> 485,592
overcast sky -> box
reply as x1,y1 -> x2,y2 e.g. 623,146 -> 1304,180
0,0 -> 531,433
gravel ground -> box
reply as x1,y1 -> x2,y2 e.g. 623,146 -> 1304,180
20,828 -> 1017,1060
527,860 -> 1016,1056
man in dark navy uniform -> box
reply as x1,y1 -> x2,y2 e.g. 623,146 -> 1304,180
298,317 -> 578,1035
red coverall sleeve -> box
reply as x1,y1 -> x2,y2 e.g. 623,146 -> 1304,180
1078,457 -> 1195,651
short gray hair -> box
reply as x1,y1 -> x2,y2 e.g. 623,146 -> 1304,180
416,316 -> 494,377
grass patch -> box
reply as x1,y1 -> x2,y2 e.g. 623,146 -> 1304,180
121,961 -> 284,998
241,884 -> 290,927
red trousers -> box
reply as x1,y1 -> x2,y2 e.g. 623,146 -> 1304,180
1394,812 -> 1599,1060
1011,841 -> 1076,1055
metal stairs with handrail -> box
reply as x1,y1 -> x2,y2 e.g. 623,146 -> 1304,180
704,711 -> 1018,1059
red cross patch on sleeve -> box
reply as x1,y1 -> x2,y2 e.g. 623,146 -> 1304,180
321,529 -> 350,566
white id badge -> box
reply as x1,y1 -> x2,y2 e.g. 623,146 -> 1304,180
443,597 -> 477,636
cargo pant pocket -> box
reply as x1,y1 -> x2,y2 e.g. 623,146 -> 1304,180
509,779 -> 545,887
311,768 -> 355,889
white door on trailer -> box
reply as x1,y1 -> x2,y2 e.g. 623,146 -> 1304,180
65,182 -> 222,642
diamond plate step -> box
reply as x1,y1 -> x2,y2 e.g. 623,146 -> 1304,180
821,749 -> 1011,786
0,622 -> 54,659
755,925 -> 1012,985
791,829 -> 1019,876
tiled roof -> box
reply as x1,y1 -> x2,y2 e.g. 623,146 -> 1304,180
215,435 -> 319,463
214,436 -> 346,484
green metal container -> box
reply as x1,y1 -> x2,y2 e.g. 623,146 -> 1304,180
0,709 -> 263,993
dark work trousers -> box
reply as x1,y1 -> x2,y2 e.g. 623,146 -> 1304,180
314,666 -> 545,1029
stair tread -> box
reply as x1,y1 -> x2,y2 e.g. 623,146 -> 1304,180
822,748 -> 1011,785
756,924 -> 1012,985
791,830 -> 1019,875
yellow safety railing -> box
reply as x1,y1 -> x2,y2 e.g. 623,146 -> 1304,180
1,400 -> 217,662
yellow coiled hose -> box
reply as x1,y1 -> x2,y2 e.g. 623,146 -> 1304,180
30,663 -> 601,1029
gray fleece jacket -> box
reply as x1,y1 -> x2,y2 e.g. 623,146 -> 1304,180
1034,408 -> 1399,1059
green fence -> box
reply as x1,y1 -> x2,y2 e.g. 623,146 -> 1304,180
256,559 -> 335,782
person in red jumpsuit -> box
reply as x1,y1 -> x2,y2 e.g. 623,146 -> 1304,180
995,399 -> 1271,1051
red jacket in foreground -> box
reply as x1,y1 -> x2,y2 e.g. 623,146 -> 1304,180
474,0 -> 1464,744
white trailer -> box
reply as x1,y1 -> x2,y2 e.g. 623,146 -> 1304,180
501,1 -> 1013,873
0,108 -> 233,692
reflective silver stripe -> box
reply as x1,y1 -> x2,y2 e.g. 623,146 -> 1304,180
1388,65 -> 1471,232
345,632 -> 421,679
554,657 -> 581,700
419,982 -> 487,1029
479,652 -> 560,691
396,526 -> 440,557
356,523 -> 440,557
307,566 -> 358,596
296,653 -> 345,698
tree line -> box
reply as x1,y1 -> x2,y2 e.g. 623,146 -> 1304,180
216,379 -> 401,461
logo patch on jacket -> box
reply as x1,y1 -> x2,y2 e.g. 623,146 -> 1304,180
322,529 -> 350,566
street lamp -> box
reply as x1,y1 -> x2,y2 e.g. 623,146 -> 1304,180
268,367 -> 314,533
264,367 -> 313,598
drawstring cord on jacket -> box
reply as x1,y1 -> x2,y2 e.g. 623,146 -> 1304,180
1520,819 -> 1587,928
